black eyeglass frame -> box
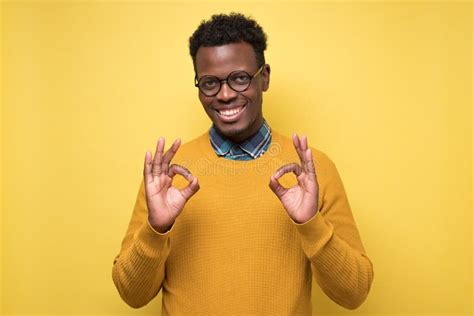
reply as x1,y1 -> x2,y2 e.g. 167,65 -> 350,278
194,65 -> 265,97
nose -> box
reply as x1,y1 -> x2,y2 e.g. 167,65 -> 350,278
216,82 -> 238,102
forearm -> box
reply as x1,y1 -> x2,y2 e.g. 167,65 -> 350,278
295,213 -> 374,310
112,221 -> 171,308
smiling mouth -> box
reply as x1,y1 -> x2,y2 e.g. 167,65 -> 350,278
215,105 -> 246,117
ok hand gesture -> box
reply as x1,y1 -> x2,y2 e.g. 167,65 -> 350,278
269,134 -> 319,224
144,137 -> 200,233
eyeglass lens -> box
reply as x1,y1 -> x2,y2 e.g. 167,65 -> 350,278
198,71 -> 252,96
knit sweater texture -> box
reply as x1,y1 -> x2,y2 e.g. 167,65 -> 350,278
112,130 -> 374,315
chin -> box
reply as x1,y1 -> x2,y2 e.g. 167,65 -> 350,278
220,121 -> 255,140
209,110 -> 262,142
216,123 -> 247,138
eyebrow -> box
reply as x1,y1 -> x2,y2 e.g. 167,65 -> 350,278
196,68 -> 252,80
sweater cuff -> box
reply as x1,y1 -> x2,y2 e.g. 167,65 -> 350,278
293,212 -> 334,258
134,220 -> 173,258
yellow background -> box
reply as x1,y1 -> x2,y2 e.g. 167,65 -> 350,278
1,1 -> 472,315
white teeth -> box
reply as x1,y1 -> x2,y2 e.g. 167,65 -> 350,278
219,106 -> 243,116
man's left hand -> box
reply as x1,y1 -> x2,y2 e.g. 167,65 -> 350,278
269,134 -> 319,224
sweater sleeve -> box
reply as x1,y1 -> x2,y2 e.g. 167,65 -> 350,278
112,180 -> 172,308
294,153 -> 374,310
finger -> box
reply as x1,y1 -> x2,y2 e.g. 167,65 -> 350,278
292,133 -> 306,168
273,162 -> 302,180
305,148 -> 317,176
162,138 -> 181,175
169,164 -> 200,201
300,135 -> 316,176
144,151 -> 153,184
300,135 -> 315,173
152,137 -> 165,177
168,164 -> 193,182
269,174 -> 287,198
180,176 -> 200,200
300,135 -> 308,151
300,135 -> 309,172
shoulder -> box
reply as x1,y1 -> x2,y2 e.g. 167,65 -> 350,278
171,131 -> 210,162
170,131 -> 216,177
176,132 -> 209,154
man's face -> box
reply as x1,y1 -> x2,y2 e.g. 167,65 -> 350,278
194,42 -> 270,143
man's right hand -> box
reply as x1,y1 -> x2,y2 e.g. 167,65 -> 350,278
144,137 -> 200,233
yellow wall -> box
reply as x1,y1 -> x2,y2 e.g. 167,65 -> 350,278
1,1 -> 472,315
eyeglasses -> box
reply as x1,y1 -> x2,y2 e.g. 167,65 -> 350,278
195,65 -> 264,97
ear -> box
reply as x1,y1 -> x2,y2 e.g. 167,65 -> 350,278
261,64 -> 271,92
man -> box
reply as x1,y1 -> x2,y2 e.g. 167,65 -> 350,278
112,13 -> 374,314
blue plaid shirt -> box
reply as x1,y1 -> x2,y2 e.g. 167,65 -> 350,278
209,120 -> 272,161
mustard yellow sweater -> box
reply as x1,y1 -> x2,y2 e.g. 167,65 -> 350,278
112,130 -> 374,315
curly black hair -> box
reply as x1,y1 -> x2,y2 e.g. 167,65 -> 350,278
189,12 -> 267,69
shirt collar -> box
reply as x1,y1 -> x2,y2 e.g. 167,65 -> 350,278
209,120 -> 272,159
